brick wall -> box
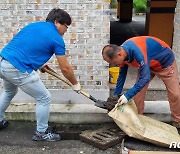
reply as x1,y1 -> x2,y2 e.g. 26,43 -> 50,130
0,1 -> 179,104
173,1 -> 180,73
0,0 -> 110,92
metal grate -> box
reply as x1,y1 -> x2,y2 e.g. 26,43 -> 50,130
80,126 -> 126,150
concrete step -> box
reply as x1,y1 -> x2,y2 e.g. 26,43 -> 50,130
110,87 -> 167,101
5,101 -> 171,124
109,67 -> 167,101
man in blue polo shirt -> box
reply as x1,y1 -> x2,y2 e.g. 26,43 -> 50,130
0,8 -> 81,141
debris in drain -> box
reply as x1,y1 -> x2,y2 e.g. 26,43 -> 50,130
79,126 -> 126,150
105,95 -> 119,111
53,124 -> 107,140
54,124 -> 87,140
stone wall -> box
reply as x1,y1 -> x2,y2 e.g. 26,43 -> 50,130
173,1 -> 180,73
0,0 -> 110,96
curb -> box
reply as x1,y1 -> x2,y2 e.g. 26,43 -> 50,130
5,103 -> 112,124
5,101 -> 171,124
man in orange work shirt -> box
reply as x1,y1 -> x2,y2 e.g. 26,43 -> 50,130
102,36 -> 180,128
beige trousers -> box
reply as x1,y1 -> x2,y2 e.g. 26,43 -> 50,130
134,60 -> 180,122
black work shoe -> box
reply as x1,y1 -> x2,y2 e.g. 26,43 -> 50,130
32,127 -> 61,141
0,120 -> 9,130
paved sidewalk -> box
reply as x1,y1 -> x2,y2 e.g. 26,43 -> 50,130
1,120 -> 179,154
0,121 -> 121,154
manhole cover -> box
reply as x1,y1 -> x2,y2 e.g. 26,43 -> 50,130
80,126 -> 126,150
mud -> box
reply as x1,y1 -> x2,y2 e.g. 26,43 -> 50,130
105,96 -> 119,111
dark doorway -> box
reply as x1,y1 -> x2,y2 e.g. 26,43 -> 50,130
110,1 -> 146,46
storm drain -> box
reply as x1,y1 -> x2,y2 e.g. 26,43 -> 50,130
54,124 -> 95,140
79,126 -> 126,150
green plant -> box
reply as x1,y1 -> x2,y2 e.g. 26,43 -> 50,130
111,0 -> 117,9
133,0 -> 147,13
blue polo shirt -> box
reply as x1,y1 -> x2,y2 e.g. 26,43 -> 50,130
0,21 -> 65,73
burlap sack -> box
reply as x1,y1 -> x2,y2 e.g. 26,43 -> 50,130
108,100 -> 180,147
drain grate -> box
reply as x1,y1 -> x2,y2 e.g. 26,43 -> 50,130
79,126 -> 126,150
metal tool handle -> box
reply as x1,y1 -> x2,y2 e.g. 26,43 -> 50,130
40,66 -> 107,109
41,66 -> 91,99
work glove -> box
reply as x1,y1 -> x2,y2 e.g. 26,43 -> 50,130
72,82 -> 81,93
118,94 -> 128,105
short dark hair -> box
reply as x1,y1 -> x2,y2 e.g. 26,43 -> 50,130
102,44 -> 120,60
46,8 -> 72,25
